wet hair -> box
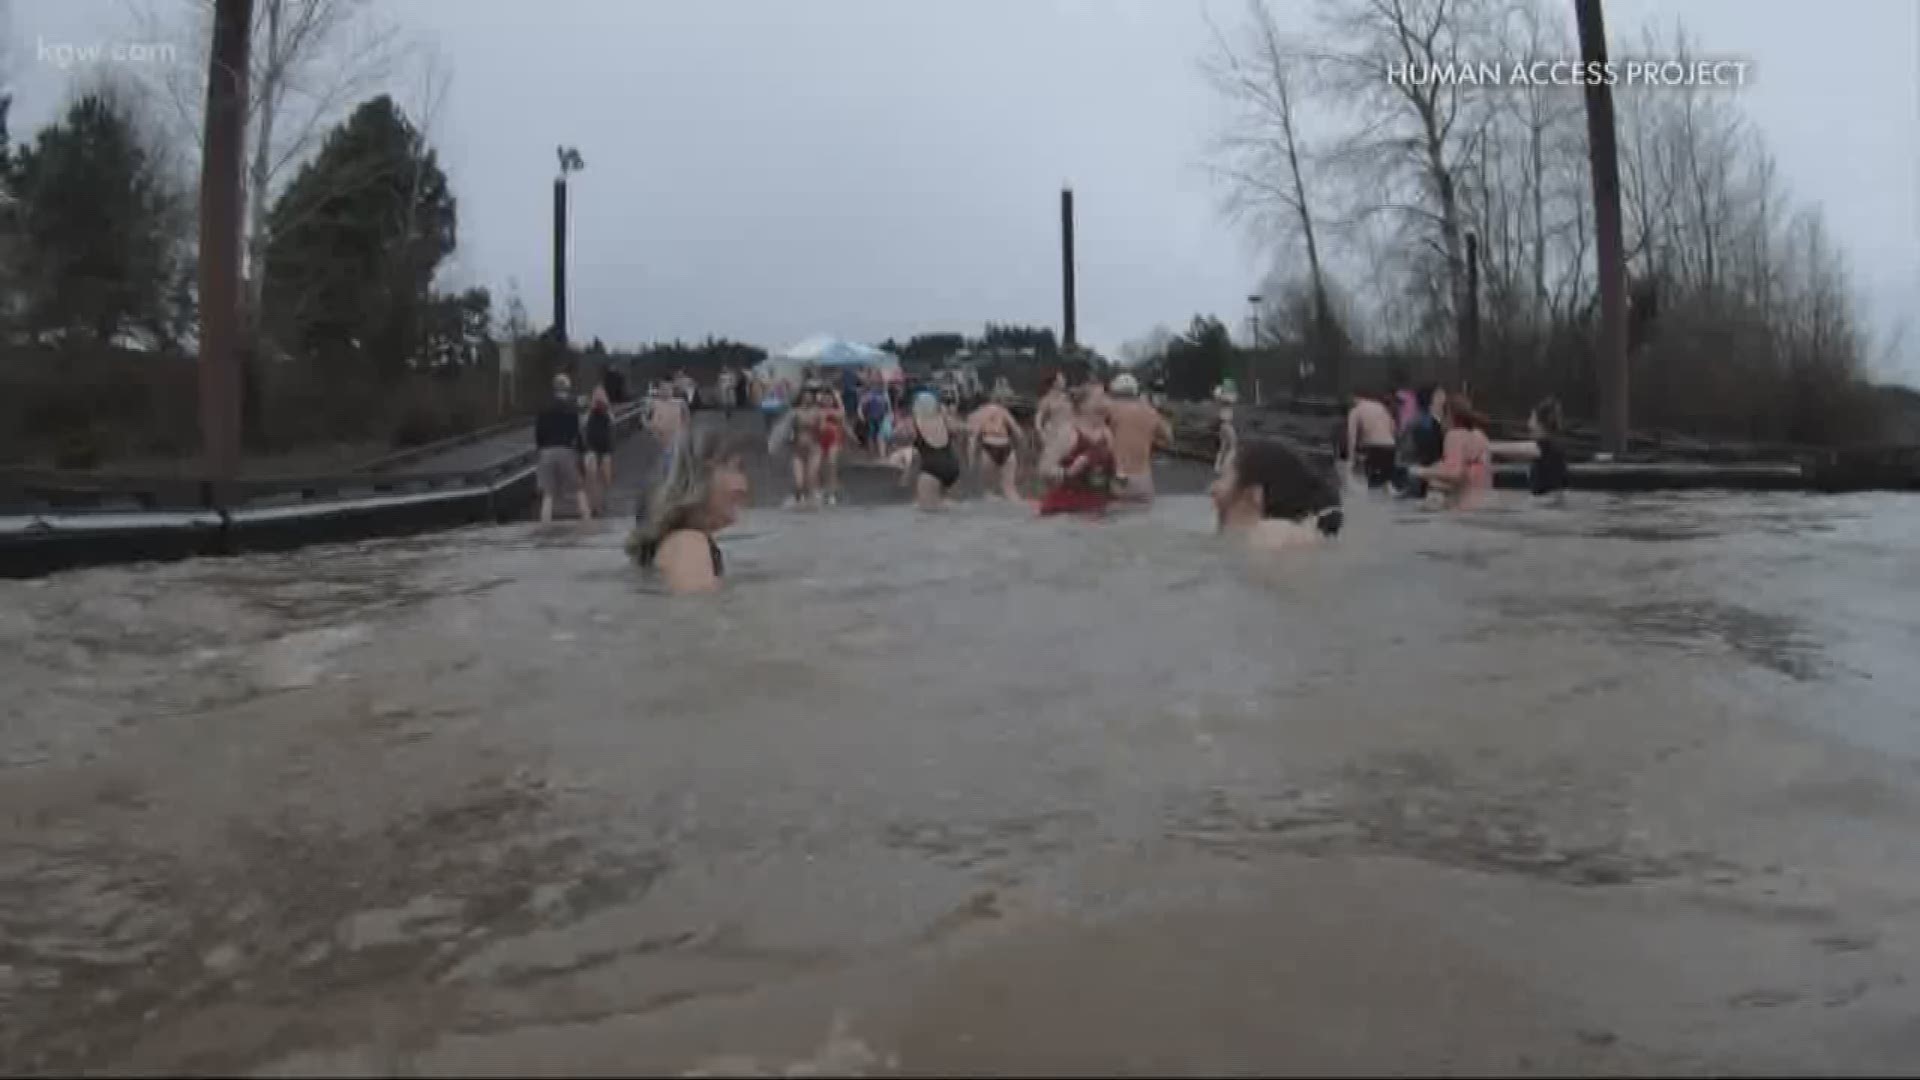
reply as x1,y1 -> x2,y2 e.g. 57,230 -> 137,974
1447,391 -> 1485,432
1229,439 -> 1344,535
1530,396 -> 1563,435
627,424 -> 749,567
1414,384 -> 1439,411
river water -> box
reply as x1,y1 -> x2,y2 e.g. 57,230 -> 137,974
4,445 -> 1920,1074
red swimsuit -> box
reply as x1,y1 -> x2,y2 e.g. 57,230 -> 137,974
1039,428 -> 1116,516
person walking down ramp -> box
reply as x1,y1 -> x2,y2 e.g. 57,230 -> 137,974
536,374 -> 593,524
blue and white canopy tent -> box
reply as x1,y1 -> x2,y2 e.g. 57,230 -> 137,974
754,335 -> 901,387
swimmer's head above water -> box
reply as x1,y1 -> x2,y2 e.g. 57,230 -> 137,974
1211,439 -> 1343,540
628,425 -> 752,572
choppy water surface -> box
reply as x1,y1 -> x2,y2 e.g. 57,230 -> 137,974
4,486 -> 1920,1075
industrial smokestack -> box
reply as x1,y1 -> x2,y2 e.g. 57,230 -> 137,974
1061,187 -> 1077,354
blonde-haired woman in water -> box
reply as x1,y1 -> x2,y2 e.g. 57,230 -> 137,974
627,425 -> 751,595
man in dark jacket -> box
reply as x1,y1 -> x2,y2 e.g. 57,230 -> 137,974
535,374 -> 592,522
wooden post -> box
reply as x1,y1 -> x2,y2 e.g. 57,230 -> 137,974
1576,0 -> 1629,453
197,0 -> 252,505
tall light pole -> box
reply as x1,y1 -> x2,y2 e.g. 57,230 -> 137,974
198,0 -> 252,504
1576,0 -> 1628,452
553,145 -> 584,345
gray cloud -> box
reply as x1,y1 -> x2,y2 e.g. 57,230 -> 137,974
5,0 -> 1913,379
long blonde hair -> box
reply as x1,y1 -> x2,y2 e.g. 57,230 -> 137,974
626,423 -> 747,566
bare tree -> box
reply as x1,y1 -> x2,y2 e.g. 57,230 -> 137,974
125,0 -> 411,326
1309,0 -> 1500,382
1202,0 -> 1344,392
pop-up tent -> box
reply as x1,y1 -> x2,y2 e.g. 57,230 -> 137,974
755,335 -> 900,386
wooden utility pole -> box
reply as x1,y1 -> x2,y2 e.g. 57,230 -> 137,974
551,176 -> 568,345
1576,0 -> 1629,452
197,0 -> 253,505
1060,187 -> 1077,353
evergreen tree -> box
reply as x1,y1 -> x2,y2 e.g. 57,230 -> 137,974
263,95 -> 455,378
6,94 -> 186,346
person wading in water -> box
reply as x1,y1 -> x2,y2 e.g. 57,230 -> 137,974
1213,438 -> 1345,550
1491,396 -> 1570,502
1105,373 -> 1173,504
627,426 -> 751,595
1345,386 -> 1400,491
1411,391 -> 1493,509
904,391 -> 962,511
965,386 -> 1025,501
1034,369 -> 1073,447
1038,386 -> 1117,517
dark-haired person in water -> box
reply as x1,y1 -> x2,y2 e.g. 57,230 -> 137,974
1491,396 -> 1570,502
965,386 -> 1024,501
1037,386 -> 1116,517
626,426 -> 751,595
1212,438 -> 1344,550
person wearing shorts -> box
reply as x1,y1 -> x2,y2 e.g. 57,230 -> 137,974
535,374 -> 593,523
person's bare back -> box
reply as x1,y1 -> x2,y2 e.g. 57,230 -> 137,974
649,396 -> 688,443
1108,398 -> 1171,486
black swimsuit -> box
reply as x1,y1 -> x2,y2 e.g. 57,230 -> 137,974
1531,437 -> 1568,495
585,411 -> 614,455
637,532 -> 724,578
916,430 -> 962,488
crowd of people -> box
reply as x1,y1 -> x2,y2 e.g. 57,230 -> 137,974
1340,381 -> 1568,509
611,363 -> 1573,594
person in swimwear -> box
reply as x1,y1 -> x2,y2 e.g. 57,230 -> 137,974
1038,385 -> 1117,517
1490,395 -> 1569,502
1345,386 -> 1399,491
582,386 -> 617,514
1104,373 -> 1173,503
965,387 -> 1025,501
1411,390 -> 1493,509
1212,382 -> 1239,475
816,383 -> 853,506
626,425 -> 751,595
904,391 -> 962,510
785,384 -> 827,508
1033,369 -> 1073,445
1213,438 -> 1344,550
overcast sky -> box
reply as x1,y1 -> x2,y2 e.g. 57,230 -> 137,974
5,0 -> 1916,381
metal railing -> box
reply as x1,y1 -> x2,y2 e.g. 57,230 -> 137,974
0,403 -> 645,578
